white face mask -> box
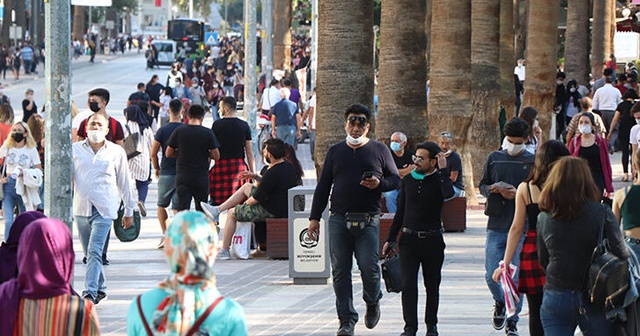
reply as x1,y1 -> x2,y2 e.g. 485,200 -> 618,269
517,63 -> 523,67
557,80 -> 564,85
579,124 -> 592,134
505,141 -> 525,156
87,129 -> 106,143
533,120 -> 539,129
346,134 -> 366,146
636,118 -> 640,124
570,88 -> 576,93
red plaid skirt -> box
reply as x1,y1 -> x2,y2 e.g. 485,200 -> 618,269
209,158 -> 249,205
518,229 -> 546,294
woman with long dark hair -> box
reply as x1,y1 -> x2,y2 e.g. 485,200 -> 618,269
609,91 -> 639,181
537,157 -> 628,335
492,140 -> 570,336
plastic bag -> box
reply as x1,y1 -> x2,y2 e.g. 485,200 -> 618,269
231,221 -> 252,260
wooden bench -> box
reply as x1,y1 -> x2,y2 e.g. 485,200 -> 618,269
266,218 -> 289,259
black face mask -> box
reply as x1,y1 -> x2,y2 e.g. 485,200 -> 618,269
89,102 -> 100,112
11,132 -> 24,142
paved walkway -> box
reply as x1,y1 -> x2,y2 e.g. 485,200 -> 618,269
7,138 -> 633,335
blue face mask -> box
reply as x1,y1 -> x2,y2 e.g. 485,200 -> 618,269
390,141 -> 402,152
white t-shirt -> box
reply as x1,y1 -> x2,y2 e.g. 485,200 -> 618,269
630,124 -> 640,146
261,86 -> 282,110
72,110 -> 93,130
308,94 -> 316,129
160,95 -> 171,118
514,65 -> 526,81
0,145 -> 41,175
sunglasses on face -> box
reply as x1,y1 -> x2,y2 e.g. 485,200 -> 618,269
347,116 -> 368,126
412,155 -> 425,164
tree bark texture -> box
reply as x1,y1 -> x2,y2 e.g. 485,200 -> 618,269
315,0 -> 374,172
514,0 -> 527,60
72,6 -> 86,41
522,0 -> 558,141
500,0 -> 516,119
592,0 -> 613,80
273,0 -> 291,71
470,0 -> 501,188
428,0 -> 475,203
377,0 -> 428,148
1,0 -> 12,46
564,0 -> 590,87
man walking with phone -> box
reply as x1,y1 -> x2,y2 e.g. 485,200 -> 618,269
307,104 -> 400,336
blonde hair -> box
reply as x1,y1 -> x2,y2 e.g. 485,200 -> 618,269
71,101 -> 79,119
3,121 -> 37,149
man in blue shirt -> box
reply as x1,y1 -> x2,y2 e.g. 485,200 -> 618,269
270,88 -> 301,147
20,43 -> 34,75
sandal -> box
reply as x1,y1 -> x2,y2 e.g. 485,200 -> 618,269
623,174 -> 629,182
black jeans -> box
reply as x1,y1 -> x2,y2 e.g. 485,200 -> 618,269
399,232 -> 445,333
527,292 -> 544,336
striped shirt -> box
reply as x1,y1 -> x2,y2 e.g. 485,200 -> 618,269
13,294 -> 100,335
125,121 -> 154,182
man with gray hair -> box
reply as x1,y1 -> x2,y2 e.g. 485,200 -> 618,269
270,87 -> 301,147
384,131 -> 415,213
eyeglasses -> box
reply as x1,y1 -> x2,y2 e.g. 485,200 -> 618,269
412,155 -> 425,164
347,116 -> 368,127
440,132 -> 452,140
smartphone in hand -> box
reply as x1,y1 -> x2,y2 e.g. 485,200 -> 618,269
362,171 -> 375,180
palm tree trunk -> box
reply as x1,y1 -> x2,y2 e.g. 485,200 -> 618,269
592,0 -> 613,80
500,0 -> 516,119
522,0 -> 558,140
315,0 -> 374,173
469,0 -> 501,187
428,0 -> 474,203
1,0 -> 12,46
273,0 -> 291,71
564,0 -> 590,87
376,0 -> 428,148
73,6 -> 86,42
514,0 -> 527,59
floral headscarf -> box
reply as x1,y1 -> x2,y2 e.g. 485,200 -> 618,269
152,211 -> 219,335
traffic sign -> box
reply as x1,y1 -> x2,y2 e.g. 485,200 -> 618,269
205,32 -> 218,46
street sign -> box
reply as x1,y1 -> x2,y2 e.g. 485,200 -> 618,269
205,32 -> 217,46
105,20 -> 114,29
9,26 -> 22,40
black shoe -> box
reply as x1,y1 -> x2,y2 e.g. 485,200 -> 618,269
102,257 -> 109,265
82,256 -> 86,264
83,294 -> 96,304
426,325 -> 439,336
336,320 -> 355,336
493,301 -> 506,330
365,302 -> 381,329
95,291 -> 107,304
400,328 -> 416,336
505,320 -> 518,336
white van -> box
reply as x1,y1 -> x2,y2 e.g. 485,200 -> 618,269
151,40 -> 177,67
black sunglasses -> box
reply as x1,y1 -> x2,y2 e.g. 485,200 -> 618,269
347,116 -> 368,126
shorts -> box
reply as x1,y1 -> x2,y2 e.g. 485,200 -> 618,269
157,174 -> 178,209
234,202 -> 274,222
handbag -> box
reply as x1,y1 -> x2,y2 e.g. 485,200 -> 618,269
113,202 -> 141,242
484,193 -> 506,217
381,242 -> 402,293
587,205 -> 630,309
124,125 -> 143,160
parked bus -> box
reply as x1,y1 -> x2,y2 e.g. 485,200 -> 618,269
167,18 -> 213,58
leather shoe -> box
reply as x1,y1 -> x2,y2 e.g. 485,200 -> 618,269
365,302 -> 380,329
336,320 -> 355,336
426,325 -> 438,336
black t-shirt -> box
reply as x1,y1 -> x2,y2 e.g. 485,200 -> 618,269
167,125 -> 220,181
21,99 -> 37,123
0,50 -> 7,66
145,83 -> 164,110
392,149 -> 414,170
154,122 -> 182,175
128,91 -> 150,114
253,161 -> 299,217
446,151 -> 464,189
223,68 -> 235,86
212,117 -> 251,159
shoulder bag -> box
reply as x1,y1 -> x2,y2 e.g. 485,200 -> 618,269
381,242 -> 402,293
587,205 -> 630,310
113,202 -> 141,242
137,295 -> 225,336
124,124 -> 143,160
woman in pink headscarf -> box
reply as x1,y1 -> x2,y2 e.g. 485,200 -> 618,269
0,211 -> 45,284
0,218 -> 100,336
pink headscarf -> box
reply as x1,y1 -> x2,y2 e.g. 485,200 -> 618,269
0,218 -> 75,336
0,211 -> 46,284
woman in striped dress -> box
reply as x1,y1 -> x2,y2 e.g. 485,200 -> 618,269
0,218 -> 100,335
492,140 -> 570,336
124,105 -> 154,216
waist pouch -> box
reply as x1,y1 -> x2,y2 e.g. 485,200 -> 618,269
345,212 -> 371,232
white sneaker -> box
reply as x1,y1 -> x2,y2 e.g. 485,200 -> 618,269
200,202 -> 221,222
217,248 -> 231,260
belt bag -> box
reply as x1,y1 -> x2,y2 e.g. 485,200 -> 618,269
345,212 -> 371,231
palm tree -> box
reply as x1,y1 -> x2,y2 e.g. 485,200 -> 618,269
469,0 -> 501,186
522,0 -> 558,139
273,0 -> 292,71
72,6 -> 86,41
564,0 -> 590,87
428,0 -> 474,202
592,0 -> 614,80
376,0 -> 428,148
500,0 -> 516,118
514,0 -> 527,60
315,0 -> 374,172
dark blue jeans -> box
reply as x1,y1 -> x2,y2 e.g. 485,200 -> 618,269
328,213 -> 382,323
540,289 -> 614,336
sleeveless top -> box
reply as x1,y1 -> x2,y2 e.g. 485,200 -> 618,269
621,185 -> 640,230
526,182 -> 541,231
